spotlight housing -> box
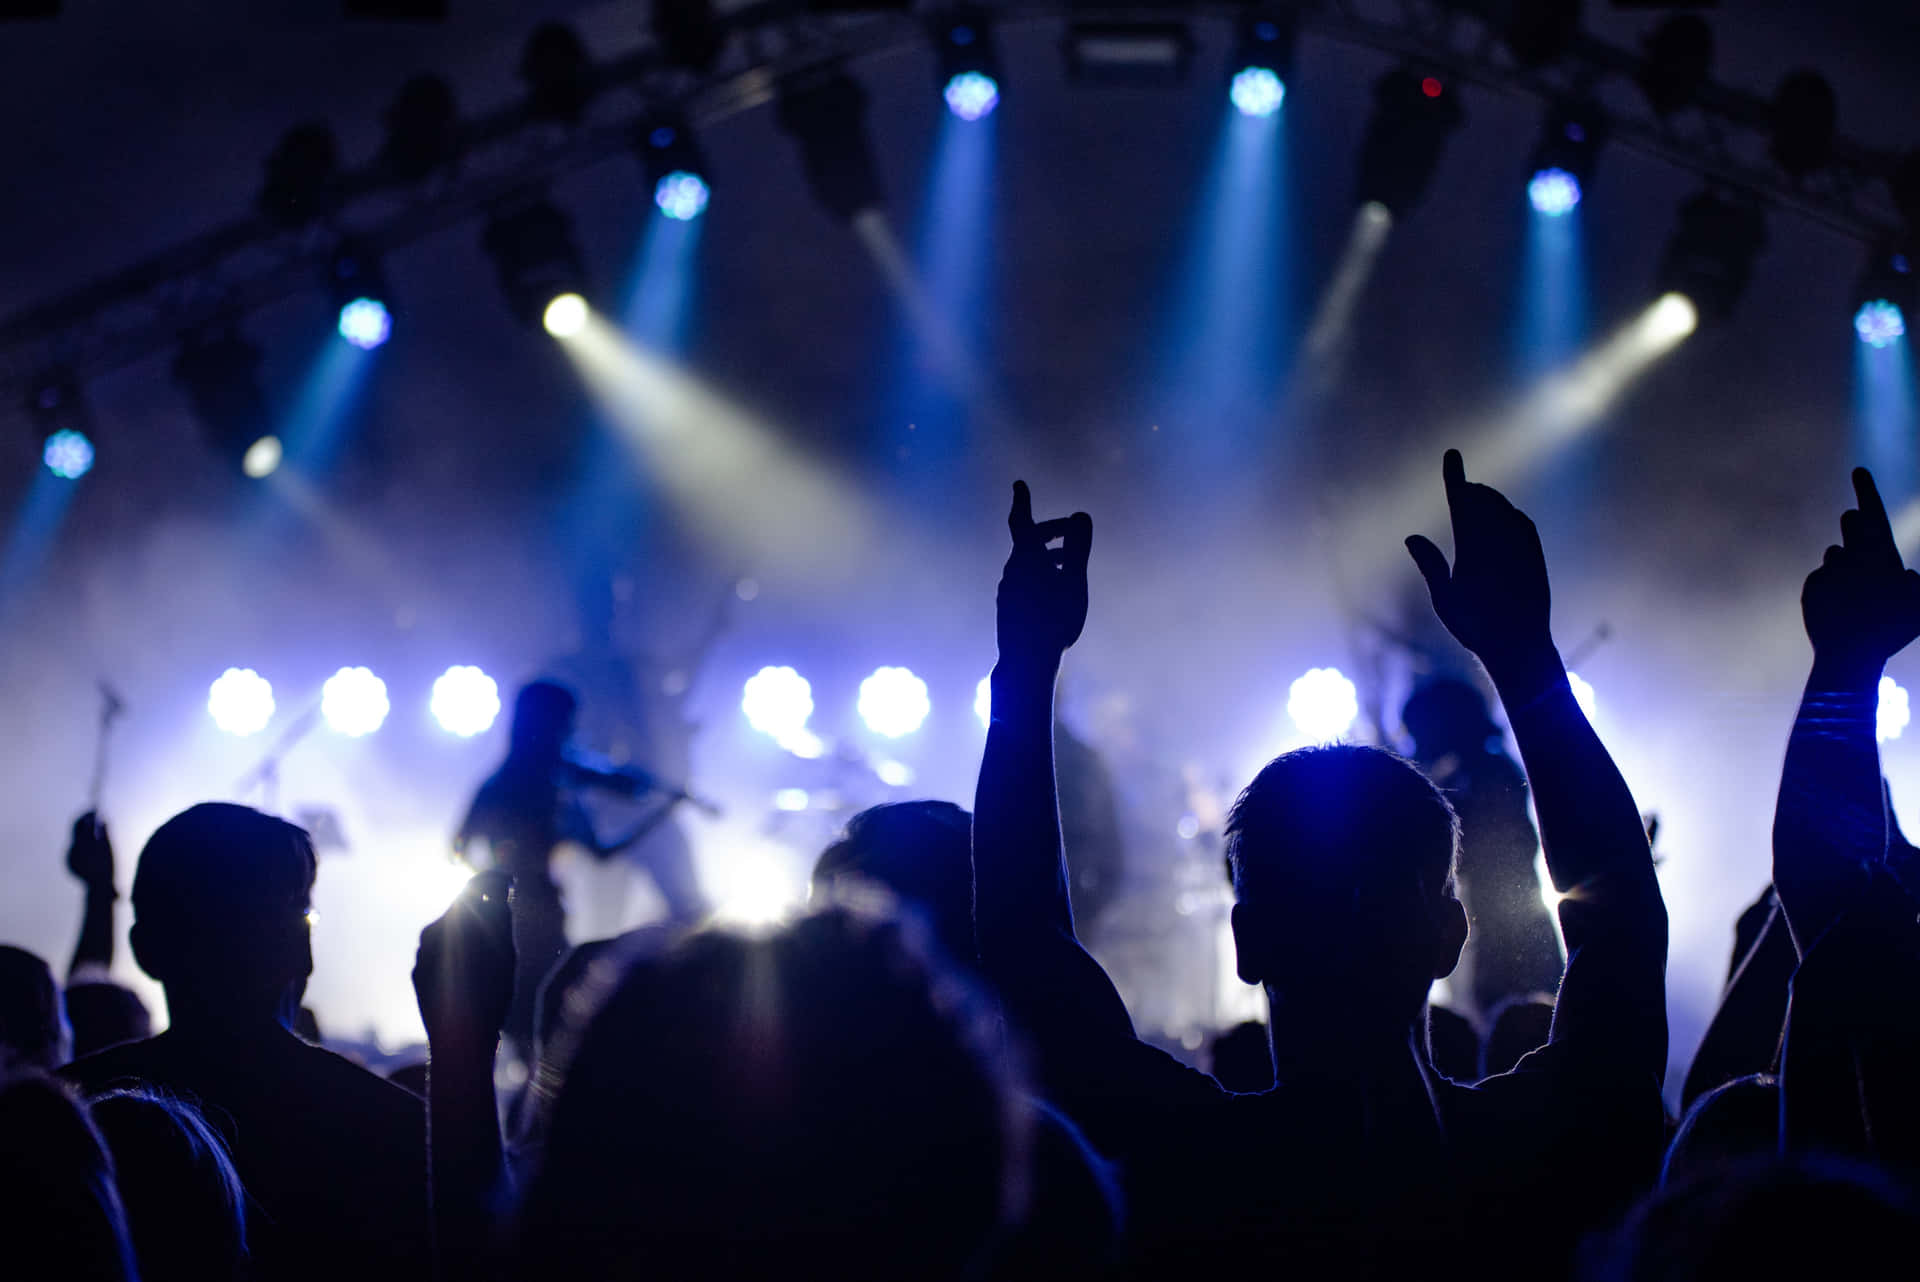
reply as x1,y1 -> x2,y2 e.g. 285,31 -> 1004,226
481,198 -> 589,328
27,371 -> 94,479
326,244 -> 393,349
379,74 -> 459,181
1228,9 -> 1296,118
651,0 -> 726,72
1637,16 -> 1713,118
173,328 -> 280,477
1854,243 -> 1915,349
1355,66 -> 1465,218
1526,101 -> 1609,216
639,118 -> 712,220
258,122 -> 342,228
1655,190 -> 1767,324
1770,70 -> 1838,177
776,67 -> 884,221
521,22 -> 594,125
934,9 -> 1001,121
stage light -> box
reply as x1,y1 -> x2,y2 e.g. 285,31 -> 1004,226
1064,21 -> 1194,85
173,328 -> 279,478
1230,69 -> 1284,118
857,666 -> 931,738
378,74 -> 459,182
1356,66 -> 1465,218
27,372 -> 94,479
711,844 -> 801,928
336,298 -> 391,349
1287,667 -> 1359,743
1656,190 -> 1766,324
482,199 -> 589,328
1880,675 -> 1910,743
209,668 -> 275,736
1227,9 -> 1295,118
243,436 -> 283,479
875,759 -> 915,787
934,10 -> 1002,121
1770,71 -> 1837,177
258,122 -> 342,227
777,67 -> 884,221
430,665 -> 501,737
1566,672 -> 1597,719
1858,300 -> 1907,348
543,292 -> 588,337
1637,16 -> 1713,118
42,429 -> 93,480
639,118 -> 712,220
651,0 -> 725,72
975,676 -> 992,729
1504,0 -> 1580,69
1853,246 -> 1915,349
944,71 -> 1000,122
521,22 -> 594,124
1528,169 -> 1580,217
743,665 -> 817,748
322,666 -> 390,737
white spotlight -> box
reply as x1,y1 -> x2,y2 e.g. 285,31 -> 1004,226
542,292 -> 588,338
208,668 -> 276,736
743,665 -> 820,757
1645,292 -> 1699,346
431,665 -> 501,737
242,435 -> 283,479
1287,667 -> 1359,742
857,666 -> 931,738
321,666 -> 390,737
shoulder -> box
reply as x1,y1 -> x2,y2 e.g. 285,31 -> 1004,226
289,1041 -> 426,1128
60,1035 -> 170,1093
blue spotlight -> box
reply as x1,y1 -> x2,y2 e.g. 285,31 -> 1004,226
336,297 -> 392,349
431,665 -> 501,737
944,70 -> 1000,121
43,429 -> 94,480
208,668 -> 276,737
1528,167 -> 1582,216
1230,66 -> 1285,118
1857,299 -> 1907,348
321,665 -> 390,737
654,170 -> 711,221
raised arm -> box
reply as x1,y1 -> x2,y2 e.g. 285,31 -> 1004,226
1771,469 -> 1920,955
65,812 -> 117,980
973,482 -> 1135,1043
1407,450 -> 1666,1079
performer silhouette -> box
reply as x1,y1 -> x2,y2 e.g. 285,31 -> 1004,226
456,680 -> 707,1064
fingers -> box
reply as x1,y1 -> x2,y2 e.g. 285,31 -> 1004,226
1822,544 -> 1849,569
1405,535 -> 1451,595
1009,480 -> 1035,544
1064,511 -> 1093,576
1851,468 -> 1902,566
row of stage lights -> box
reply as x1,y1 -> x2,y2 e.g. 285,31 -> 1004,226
207,664 -> 502,739
23,9 -> 1916,482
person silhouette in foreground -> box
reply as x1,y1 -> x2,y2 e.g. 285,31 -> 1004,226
973,460 -> 1668,1279
1768,468 -> 1920,1175
516,903 -> 1028,1281
812,799 -> 978,965
90,1087 -> 249,1282
61,803 -> 431,1282
0,944 -> 65,1074
0,1074 -> 138,1282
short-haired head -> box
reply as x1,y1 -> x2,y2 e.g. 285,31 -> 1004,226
0,945 -> 66,1073
90,1088 -> 248,1282
812,801 -> 975,965
129,804 -> 316,1013
1225,745 -> 1466,1033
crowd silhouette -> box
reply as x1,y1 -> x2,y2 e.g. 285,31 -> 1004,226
6,451 -> 1920,1279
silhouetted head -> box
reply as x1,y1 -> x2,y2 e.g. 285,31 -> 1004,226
1586,1155 -> 1918,1282
1402,678 -> 1499,759
1482,993 -> 1556,1077
129,803 -> 316,1023
519,904 -> 1026,1280
0,945 -> 66,1073
63,981 -> 152,1061
511,680 -> 578,761
1226,746 -> 1467,1057
1661,1074 -> 1780,1188
90,1088 -> 248,1282
1426,1003 -> 1481,1083
0,1075 -> 138,1282
812,801 -> 976,965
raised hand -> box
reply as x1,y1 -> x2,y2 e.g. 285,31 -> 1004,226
64,811 -> 114,890
996,480 -> 1093,670
1800,468 -> 1920,670
413,870 -> 516,1051
1405,449 -> 1555,677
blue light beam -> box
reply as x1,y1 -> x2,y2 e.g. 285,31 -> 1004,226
1856,331 -> 1917,512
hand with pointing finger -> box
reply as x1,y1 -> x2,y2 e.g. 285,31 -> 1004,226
1405,449 -> 1556,680
1800,467 -> 1920,672
996,480 -> 1093,671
